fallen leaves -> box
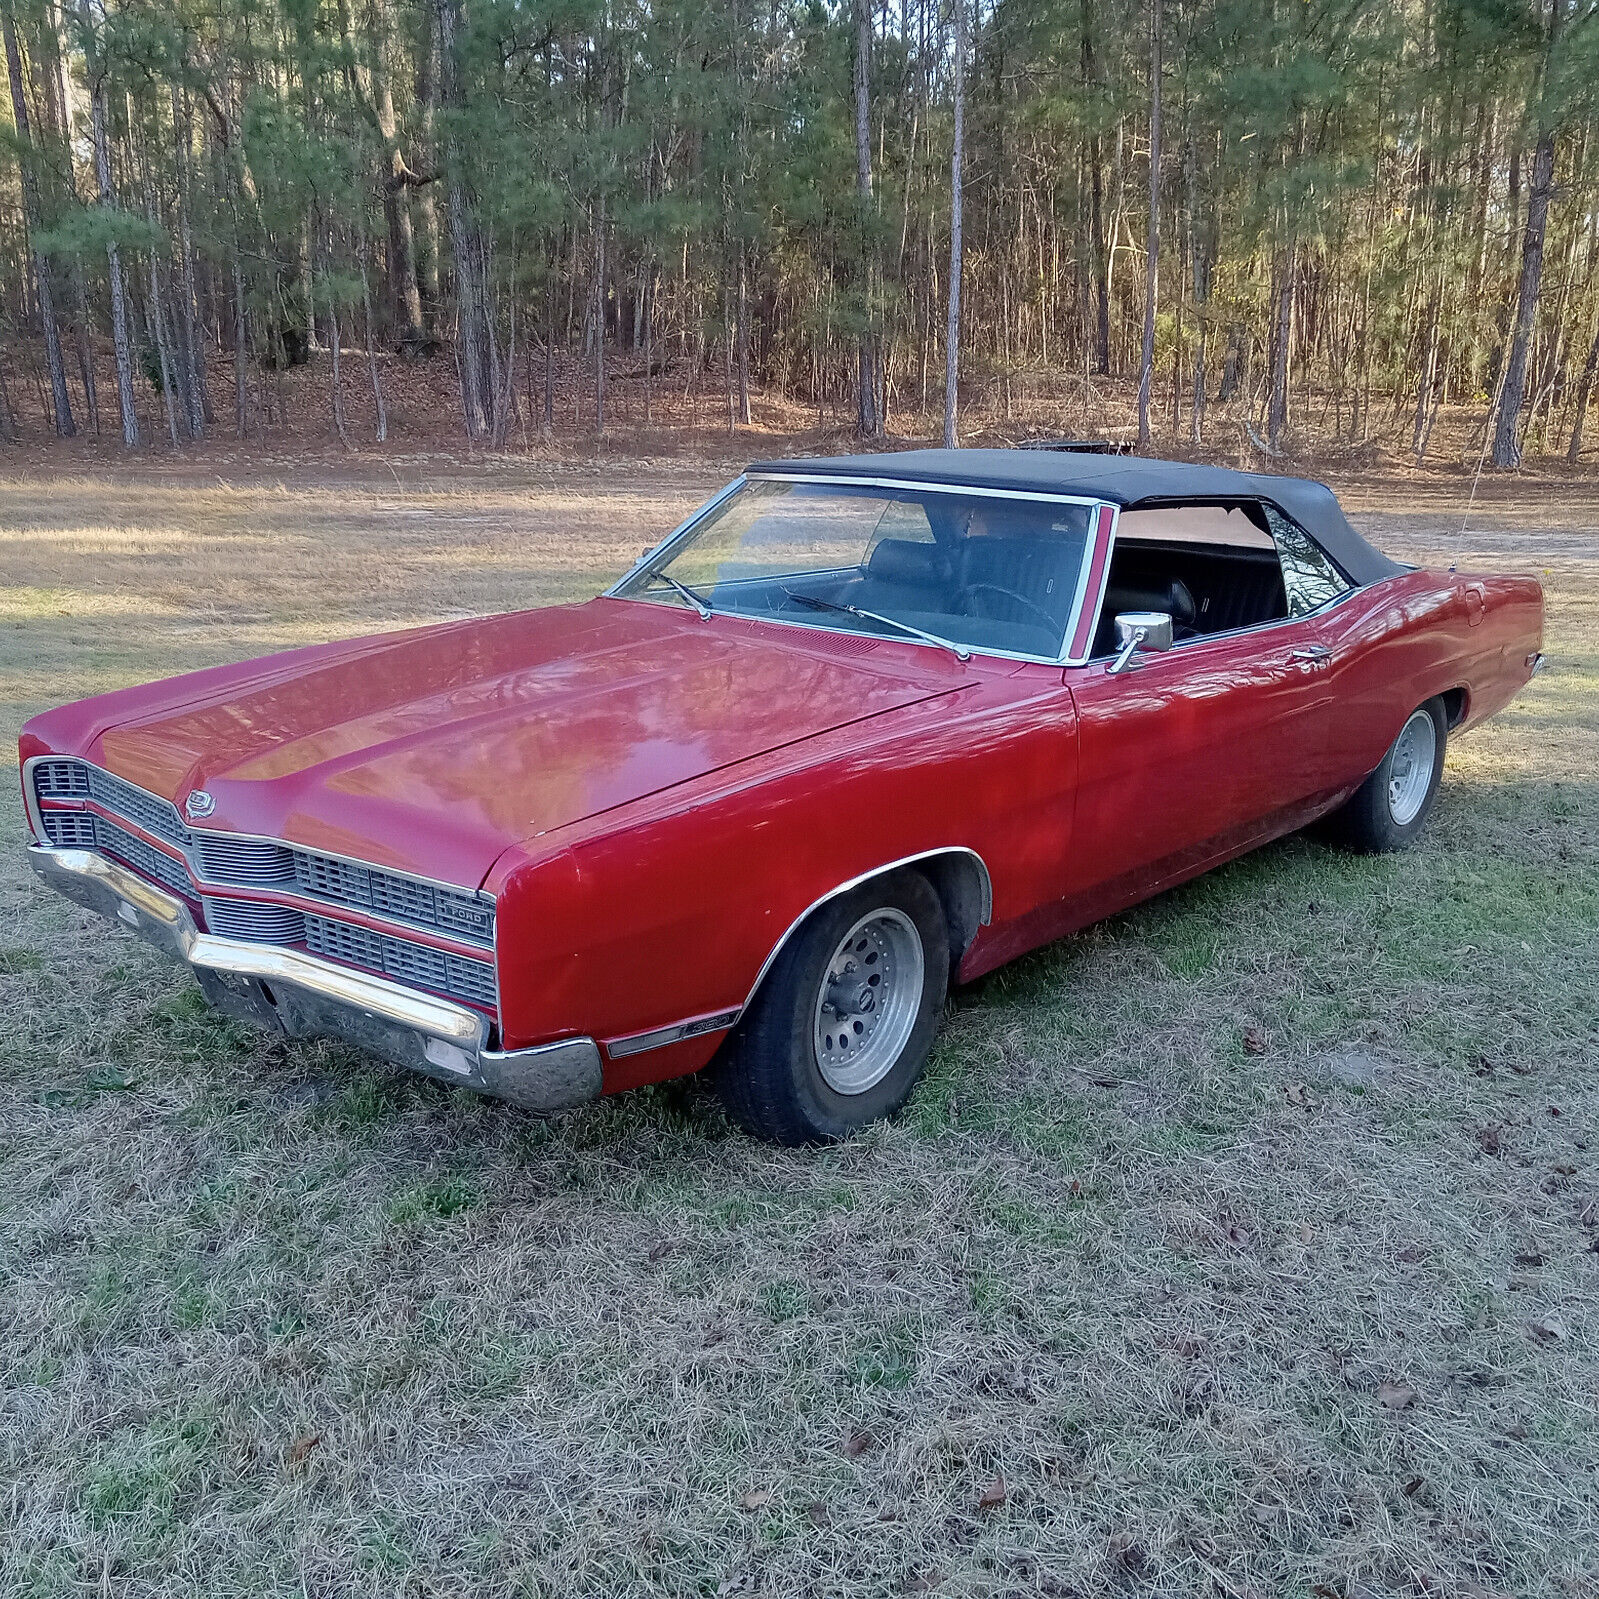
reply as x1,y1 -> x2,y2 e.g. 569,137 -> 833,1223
739,1488 -> 772,1511
1242,1025 -> 1269,1056
1476,1124 -> 1502,1156
843,1429 -> 876,1459
284,1432 -> 320,1468
977,1476 -> 1008,1510
1107,1531 -> 1149,1573
1285,1081 -> 1311,1107
1377,1380 -> 1418,1411
1527,1313 -> 1569,1343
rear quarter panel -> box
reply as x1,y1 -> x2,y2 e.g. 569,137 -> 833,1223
1319,568 -> 1543,781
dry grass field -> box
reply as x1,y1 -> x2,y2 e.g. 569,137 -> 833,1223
1,457 -> 1596,1599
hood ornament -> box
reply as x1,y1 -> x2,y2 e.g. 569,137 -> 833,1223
184,790 -> 216,820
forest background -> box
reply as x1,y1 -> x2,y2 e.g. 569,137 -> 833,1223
2,0 -> 1598,469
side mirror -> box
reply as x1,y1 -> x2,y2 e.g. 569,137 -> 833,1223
1108,610 -> 1174,674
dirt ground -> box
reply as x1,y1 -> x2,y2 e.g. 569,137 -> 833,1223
1,451 -> 1596,1599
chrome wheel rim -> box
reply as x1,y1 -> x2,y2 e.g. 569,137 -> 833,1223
1387,709 -> 1437,826
812,908 -> 925,1095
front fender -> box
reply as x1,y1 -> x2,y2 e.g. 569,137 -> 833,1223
487,673 -> 1077,1089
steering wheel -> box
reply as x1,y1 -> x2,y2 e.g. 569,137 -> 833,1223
961,582 -> 1058,633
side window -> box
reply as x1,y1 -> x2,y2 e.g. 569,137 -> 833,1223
1264,505 -> 1350,617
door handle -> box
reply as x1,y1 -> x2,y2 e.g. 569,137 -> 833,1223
1290,645 -> 1331,665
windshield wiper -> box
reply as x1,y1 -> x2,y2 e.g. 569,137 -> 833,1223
783,590 -> 971,662
644,568 -> 714,620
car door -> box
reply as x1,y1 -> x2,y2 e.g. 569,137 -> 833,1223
1061,520 -> 1339,923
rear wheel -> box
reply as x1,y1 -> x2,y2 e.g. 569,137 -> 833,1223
717,871 -> 949,1144
1321,697 -> 1447,853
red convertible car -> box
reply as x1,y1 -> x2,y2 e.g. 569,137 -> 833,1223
20,451 -> 1544,1142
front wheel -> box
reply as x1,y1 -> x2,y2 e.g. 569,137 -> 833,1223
1321,697 -> 1448,853
716,870 -> 949,1144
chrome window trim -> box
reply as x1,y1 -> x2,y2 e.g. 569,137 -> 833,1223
1080,583 -> 1361,663
1064,504 -> 1116,667
606,473 -> 748,591
606,472 -> 1109,669
24,755 -> 496,927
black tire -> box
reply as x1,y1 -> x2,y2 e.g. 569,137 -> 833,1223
717,870 -> 949,1144
1320,696 -> 1448,854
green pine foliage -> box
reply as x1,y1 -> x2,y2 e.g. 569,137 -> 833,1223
0,0 -> 1595,454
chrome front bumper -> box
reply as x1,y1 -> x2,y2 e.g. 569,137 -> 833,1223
27,844 -> 602,1113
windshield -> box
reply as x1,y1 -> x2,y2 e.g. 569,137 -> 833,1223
615,478 -> 1098,659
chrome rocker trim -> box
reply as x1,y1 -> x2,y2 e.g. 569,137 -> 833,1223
26,844 -> 601,1114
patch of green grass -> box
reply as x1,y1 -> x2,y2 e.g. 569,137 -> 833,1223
758,1277 -> 812,1323
389,1172 -> 481,1223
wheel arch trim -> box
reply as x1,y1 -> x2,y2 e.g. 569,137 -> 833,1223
598,848 -> 993,1061
742,846 -> 993,1014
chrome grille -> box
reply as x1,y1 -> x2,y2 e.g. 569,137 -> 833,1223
32,756 -> 494,956
33,759 -> 90,798
304,915 -> 497,1009
94,817 -> 192,896
42,811 -> 97,848
193,835 -> 296,886
291,850 -> 493,944
202,897 -> 306,943
85,766 -> 190,847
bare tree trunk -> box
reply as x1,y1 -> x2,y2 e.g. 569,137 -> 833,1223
146,262 -> 181,446
172,87 -> 210,430
1412,282 -> 1441,459
71,267 -> 100,436
1567,318 -> 1599,460
1492,126 -> 1557,468
360,251 -> 389,442
943,0 -> 965,450
414,27 -> 443,329
376,57 -> 427,346
324,254 -> 349,449
434,0 -> 491,439
543,268 -> 555,438
737,246 -> 751,426
1266,243 -> 1295,452
4,12 -> 75,436
232,256 -> 249,437
0,342 -> 17,439
1189,147 -> 1209,444
854,0 -> 882,438
1082,1 -> 1109,374
1137,0 -> 1161,447
79,0 -> 138,446
138,132 -> 194,442
594,195 -> 607,434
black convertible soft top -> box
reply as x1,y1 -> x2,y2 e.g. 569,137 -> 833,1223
746,449 -> 1404,588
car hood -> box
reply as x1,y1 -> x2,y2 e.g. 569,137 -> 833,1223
77,599 -> 961,888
